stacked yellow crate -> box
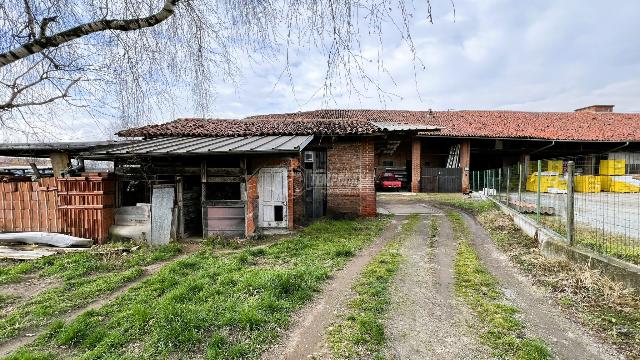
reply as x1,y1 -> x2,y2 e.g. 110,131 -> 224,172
575,175 -> 601,193
546,160 -> 563,173
599,159 -> 625,175
599,160 -> 640,192
526,172 -> 567,193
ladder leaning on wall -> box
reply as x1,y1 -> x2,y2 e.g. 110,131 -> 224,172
446,144 -> 460,168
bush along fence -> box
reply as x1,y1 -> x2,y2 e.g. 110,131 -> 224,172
471,155 -> 640,265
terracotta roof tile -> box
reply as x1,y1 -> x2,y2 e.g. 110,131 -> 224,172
118,109 -> 640,142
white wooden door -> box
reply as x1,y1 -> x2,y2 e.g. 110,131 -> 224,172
258,167 -> 288,228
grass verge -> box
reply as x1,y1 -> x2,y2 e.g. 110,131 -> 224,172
0,243 -> 182,285
449,211 -> 552,360
7,217 -> 389,360
479,209 -> 640,359
328,214 -> 421,359
0,244 -> 182,343
535,216 -> 640,265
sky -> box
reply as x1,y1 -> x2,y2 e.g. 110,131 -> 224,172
10,0 -> 640,141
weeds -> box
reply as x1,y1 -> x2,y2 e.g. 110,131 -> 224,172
479,210 -> 640,359
0,243 -> 182,285
449,211 -> 552,360
329,214 -> 421,359
535,216 -> 640,265
0,243 -> 182,344
11,217 -> 389,359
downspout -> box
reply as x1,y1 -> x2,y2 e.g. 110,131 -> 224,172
529,140 -> 556,155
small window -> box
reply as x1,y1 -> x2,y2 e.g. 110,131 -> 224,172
206,182 -> 241,200
382,160 -> 394,167
274,205 -> 284,222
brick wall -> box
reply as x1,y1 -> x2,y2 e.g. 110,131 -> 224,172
327,138 -> 376,217
411,138 -> 421,192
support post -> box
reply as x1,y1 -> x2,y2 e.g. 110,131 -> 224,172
566,161 -> 575,245
536,160 -> 541,223
518,162 -> 523,203
506,167 -> 510,206
498,168 -> 502,201
411,138 -> 421,193
460,140 -> 471,193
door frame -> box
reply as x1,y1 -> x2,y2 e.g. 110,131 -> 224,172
258,167 -> 289,228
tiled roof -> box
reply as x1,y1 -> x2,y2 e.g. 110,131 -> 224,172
116,118 -> 381,137
118,109 -> 640,142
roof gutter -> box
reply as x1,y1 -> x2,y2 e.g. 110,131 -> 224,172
602,141 -> 630,154
529,141 -> 556,155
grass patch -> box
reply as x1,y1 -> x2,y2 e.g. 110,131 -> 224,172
329,214 -> 421,359
449,211 -> 552,360
0,243 -> 182,344
403,193 -> 496,215
479,210 -> 640,359
0,243 -> 182,285
534,216 -> 640,265
12,217 -> 389,359
0,293 -> 18,307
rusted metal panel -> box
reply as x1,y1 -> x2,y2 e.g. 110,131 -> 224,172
206,202 -> 245,236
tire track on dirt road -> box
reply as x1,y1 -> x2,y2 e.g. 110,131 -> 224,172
384,213 -> 490,360
261,216 -> 404,360
458,210 -> 623,360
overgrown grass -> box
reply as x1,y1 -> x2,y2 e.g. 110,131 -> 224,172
9,217 -> 389,359
449,211 -> 552,360
409,193 -> 496,215
0,243 -> 182,344
535,216 -> 640,265
0,243 -> 182,285
479,210 -> 640,359
329,214 -> 421,359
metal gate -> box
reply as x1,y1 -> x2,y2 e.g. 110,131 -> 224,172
304,150 -> 327,219
421,168 -> 462,193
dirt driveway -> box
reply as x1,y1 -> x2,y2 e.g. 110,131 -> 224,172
264,193 -> 623,359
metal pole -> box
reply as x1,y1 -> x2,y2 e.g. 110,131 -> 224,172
492,169 -> 496,194
518,162 -> 523,204
506,167 -> 510,206
567,161 -> 575,245
498,168 -> 502,202
537,160 -> 542,223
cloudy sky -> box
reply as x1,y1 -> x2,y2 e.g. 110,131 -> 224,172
10,0 -> 640,141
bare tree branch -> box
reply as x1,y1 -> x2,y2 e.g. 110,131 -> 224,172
0,0 -> 180,67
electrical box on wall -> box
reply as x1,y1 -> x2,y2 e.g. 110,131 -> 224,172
304,151 -> 314,163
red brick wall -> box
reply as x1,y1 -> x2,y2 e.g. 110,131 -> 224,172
327,138 -> 376,217
411,138 -> 421,192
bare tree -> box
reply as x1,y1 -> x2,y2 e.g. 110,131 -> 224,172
0,0 -> 437,136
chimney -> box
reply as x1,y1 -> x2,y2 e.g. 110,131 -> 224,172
574,105 -> 614,113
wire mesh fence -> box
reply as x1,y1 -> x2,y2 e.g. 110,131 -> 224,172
472,154 -> 640,265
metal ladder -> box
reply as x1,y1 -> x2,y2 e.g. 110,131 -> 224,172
446,144 -> 460,168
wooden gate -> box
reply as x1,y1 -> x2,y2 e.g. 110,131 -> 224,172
0,175 -> 115,243
421,168 -> 462,193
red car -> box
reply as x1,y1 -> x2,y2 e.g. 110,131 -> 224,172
379,173 -> 402,191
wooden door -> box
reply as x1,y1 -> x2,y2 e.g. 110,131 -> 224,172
258,167 -> 288,228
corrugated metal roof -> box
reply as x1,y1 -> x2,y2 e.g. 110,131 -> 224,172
92,135 -> 314,155
371,122 -> 440,132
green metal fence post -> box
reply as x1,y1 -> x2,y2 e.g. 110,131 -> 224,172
506,167 -> 510,206
498,168 -> 502,202
518,162 -> 523,203
536,160 -> 542,223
